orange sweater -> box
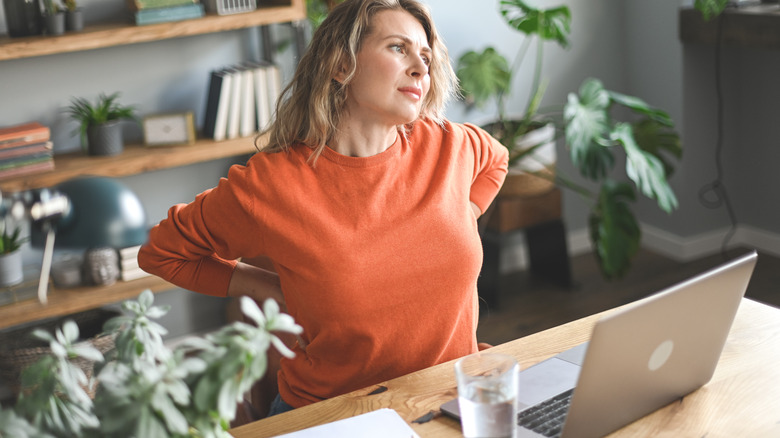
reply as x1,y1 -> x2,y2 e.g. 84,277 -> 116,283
138,118 -> 508,407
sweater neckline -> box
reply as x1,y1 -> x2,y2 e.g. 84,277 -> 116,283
319,134 -> 403,168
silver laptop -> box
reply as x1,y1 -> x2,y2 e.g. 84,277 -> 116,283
441,250 -> 757,438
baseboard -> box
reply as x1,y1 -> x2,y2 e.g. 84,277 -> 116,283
498,223 -> 780,273
641,223 -> 780,261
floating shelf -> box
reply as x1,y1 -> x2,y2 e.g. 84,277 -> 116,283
0,0 -> 306,62
0,134 -> 266,192
679,4 -> 780,49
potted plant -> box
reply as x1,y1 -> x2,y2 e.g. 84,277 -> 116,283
0,223 -> 28,287
0,290 -> 302,437
66,92 -> 138,156
456,0 -> 682,279
41,0 -> 65,36
63,0 -> 84,32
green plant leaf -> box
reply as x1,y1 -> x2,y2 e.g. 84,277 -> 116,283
564,78 -> 613,180
612,123 -> 679,213
456,48 -> 511,109
590,181 -> 640,279
694,0 -> 728,21
607,90 -> 674,127
631,118 -> 682,178
500,0 -> 571,47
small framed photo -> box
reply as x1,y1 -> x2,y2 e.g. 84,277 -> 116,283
142,112 -> 196,147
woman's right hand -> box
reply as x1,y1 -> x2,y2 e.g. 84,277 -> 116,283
227,261 -> 286,312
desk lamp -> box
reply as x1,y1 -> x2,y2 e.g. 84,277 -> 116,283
27,176 -> 148,303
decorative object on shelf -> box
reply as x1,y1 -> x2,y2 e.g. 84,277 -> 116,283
41,0 -> 66,36
66,92 -> 138,156
142,111 -> 196,146
204,0 -> 256,15
82,247 -> 119,286
51,252 -> 83,288
0,290 -> 302,437
63,0 -> 83,32
0,223 -> 27,287
2,0 -> 43,37
456,0 -> 682,279
28,176 -> 147,302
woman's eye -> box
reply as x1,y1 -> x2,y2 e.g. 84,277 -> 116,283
391,44 -> 404,53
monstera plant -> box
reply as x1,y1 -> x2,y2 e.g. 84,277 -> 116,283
456,0 -> 682,279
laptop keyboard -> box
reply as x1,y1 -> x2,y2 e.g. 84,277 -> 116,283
516,388 -> 575,438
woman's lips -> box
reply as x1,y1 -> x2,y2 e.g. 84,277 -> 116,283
398,86 -> 422,100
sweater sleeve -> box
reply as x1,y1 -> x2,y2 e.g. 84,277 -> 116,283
461,122 -> 509,214
137,164 -> 262,297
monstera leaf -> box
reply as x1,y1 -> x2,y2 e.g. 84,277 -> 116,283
590,181 -> 640,279
457,48 -> 512,109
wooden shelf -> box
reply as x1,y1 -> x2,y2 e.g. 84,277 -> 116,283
0,275 -> 175,330
0,0 -> 306,62
0,1 -> 304,332
0,134 -> 267,192
679,4 -> 780,49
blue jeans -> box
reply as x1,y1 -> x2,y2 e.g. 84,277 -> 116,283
267,393 -> 295,417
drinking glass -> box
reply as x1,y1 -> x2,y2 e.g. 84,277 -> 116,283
455,352 -> 519,438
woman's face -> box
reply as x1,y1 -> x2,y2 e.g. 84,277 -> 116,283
340,9 -> 432,127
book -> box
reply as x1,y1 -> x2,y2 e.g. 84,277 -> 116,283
127,0 -> 198,11
202,69 -> 230,140
134,3 -> 204,25
0,160 -> 55,181
225,67 -> 243,140
239,67 -> 256,138
251,63 -> 271,131
0,141 -> 52,161
0,151 -> 53,170
120,266 -> 151,282
0,122 -> 50,150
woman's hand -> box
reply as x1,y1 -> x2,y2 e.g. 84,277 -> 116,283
227,261 -> 286,311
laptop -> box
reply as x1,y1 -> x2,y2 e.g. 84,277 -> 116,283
441,250 -> 758,438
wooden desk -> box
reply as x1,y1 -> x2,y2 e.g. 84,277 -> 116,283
230,298 -> 780,437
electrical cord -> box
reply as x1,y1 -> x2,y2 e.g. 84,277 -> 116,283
697,8 -> 739,258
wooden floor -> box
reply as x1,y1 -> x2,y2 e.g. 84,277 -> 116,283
476,247 -> 780,346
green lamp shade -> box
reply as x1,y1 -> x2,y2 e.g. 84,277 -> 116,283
33,176 -> 148,249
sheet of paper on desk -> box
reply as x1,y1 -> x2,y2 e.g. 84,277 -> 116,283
270,408 -> 420,438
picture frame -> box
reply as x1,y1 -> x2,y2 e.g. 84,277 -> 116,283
142,112 -> 196,147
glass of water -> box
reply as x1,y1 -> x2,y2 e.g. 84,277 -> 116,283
455,352 -> 519,438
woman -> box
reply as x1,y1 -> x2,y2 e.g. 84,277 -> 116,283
138,0 -> 507,415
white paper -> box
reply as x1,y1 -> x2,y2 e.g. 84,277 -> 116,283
271,408 -> 420,438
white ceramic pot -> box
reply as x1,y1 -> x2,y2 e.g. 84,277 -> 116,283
0,250 -> 24,287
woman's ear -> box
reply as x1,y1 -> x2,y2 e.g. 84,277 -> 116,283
333,59 -> 350,84
333,67 -> 347,84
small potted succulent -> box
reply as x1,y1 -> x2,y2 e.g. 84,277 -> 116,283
0,222 -> 28,287
63,0 -> 84,32
66,92 -> 138,156
41,0 -> 65,36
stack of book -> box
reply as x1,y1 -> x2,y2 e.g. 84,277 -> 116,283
118,245 -> 151,282
0,122 -> 54,181
202,61 -> 283,141
127,0 -> 205,26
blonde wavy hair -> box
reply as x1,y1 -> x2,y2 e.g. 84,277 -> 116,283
257,0 -> 458,161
